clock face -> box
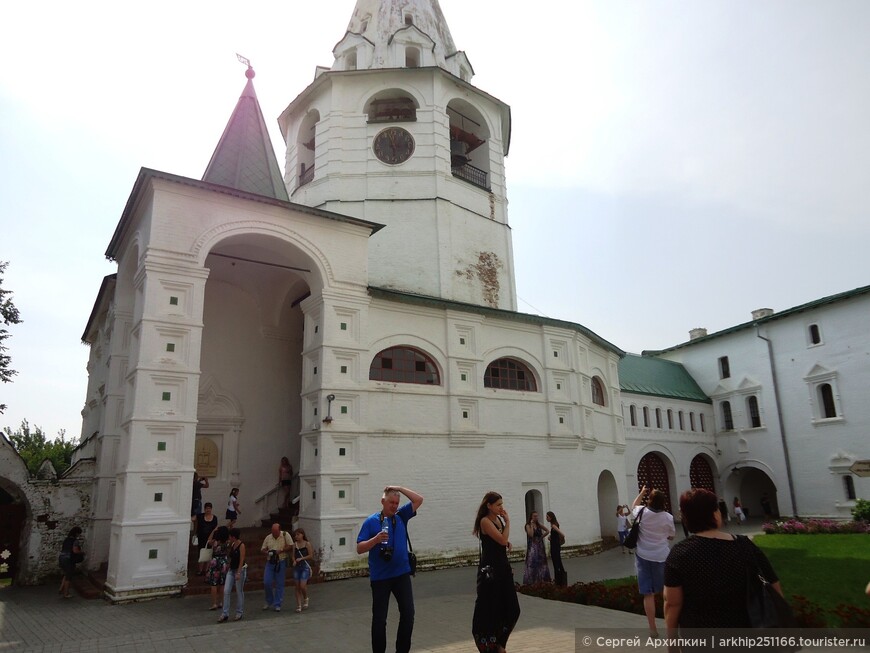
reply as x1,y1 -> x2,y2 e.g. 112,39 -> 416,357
373,127 -> 415,165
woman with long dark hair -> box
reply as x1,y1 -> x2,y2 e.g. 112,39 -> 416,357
472,491 -> 521,653
546,511 -> 566,585
522,511 -> 551,584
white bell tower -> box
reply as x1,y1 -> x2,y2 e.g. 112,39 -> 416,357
278,0 -> 516,310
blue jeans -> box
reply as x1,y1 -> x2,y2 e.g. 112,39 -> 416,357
222,566 -> 246,617
370,573 -> 414,653
264,559 -> 287,608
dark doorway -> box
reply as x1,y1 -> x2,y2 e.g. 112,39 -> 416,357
0,486 -> 26,586
636,453 -> 672,512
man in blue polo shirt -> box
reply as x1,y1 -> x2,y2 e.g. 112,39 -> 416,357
357,485 -> 424,653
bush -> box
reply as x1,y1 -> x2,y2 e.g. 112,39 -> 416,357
762,518 -> 870,535
522,580 -> 865,628
518,580 -> 662,617
851,499 -> 870,522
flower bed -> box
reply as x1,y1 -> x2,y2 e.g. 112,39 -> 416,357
762,518 -> 870,535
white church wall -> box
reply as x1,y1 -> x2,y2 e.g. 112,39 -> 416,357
659,290 -> 870,518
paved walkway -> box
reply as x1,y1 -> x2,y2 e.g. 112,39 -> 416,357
2,520 -> 840,653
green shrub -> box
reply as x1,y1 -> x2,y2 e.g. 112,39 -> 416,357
851,498 -> 870,522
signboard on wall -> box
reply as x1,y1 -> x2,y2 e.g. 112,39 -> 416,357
849,460 -> 870,477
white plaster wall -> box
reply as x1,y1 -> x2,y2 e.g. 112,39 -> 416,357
659,292 -> 870,518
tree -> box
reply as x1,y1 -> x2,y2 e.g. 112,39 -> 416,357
0,261 -> 23,414
4,419 -> 78,476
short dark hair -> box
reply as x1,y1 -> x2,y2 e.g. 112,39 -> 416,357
648,489 -> 667,511
680,488 -> 720,533
229,527 -> 241,539
204,502 -> 213,509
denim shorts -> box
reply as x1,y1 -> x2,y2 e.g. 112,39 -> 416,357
635,555 -> 665,594
293,563 -> 311,582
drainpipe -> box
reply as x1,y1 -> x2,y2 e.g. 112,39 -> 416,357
755,325 -> 798,517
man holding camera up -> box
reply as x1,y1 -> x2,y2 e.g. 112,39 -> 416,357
261,522 -> 292,611
356,485 -> 424,653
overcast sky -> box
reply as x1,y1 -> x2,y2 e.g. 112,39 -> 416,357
1,1 -> 868,438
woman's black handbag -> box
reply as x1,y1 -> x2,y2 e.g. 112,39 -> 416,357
740,536 -> 798,630
623,508 -> 644,550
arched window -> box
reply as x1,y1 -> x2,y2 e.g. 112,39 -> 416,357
689,412 -> 696,431
369,346 -> 439,385
655,408 -> 662,429
484,358 -> 536,391
591,376 -> 606,406
405,46 -> 420,68
345,51 -> 357,70
678,411 -> 685,430
642,406 -> 650,427
700,414 -> 706,432
747,395 -> 761,428
629,405 -> 637,426
667,409 -> 674,429
819,383 -> 837,418
721,401 -> 734,430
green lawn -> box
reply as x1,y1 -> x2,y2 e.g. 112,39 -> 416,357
589,535 -> 870,626
753,534 -> 870,612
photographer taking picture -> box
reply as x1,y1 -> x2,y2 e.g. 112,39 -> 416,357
356,485 -> 423,653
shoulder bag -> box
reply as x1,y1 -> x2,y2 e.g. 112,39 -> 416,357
623,507 -> 644,550
406,529 -> 417,576
739,536 -> 797,630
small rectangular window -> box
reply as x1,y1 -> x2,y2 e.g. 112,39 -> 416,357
718,356 -> 730,379
844,475 -> 856,500
166,343 -> 175,352
157,441 -> 166,451
809,324 -> 821,345
154,492 -> 163,502
169,296 -> 178,306
148,549 -> 158,559
339,537 -> 347,546
340,406 -> 348,414
340,365 -> 348,374
340,322 -> 347,331
339,447 -> 346,456
161,392 -> 171,401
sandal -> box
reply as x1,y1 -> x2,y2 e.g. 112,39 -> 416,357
209,604 -> 219,611
217,615 -> 228,623
296,606 -> 302,613
303,598 -> 309,609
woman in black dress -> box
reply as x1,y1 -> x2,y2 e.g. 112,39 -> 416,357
546,511 -> 566,585
472,491 -> 521,653
664,489 -> 784,635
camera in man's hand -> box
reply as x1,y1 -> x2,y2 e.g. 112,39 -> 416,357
379,545 -> 394,561
480,565 -> 494,581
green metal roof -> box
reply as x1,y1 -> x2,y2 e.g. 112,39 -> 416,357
651,283 -> 870,355
618,353 -> 710,403
202,67 -> 289,201
368,287 -> 625,356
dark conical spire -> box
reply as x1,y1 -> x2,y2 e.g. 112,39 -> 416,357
202,63 -> 289,201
